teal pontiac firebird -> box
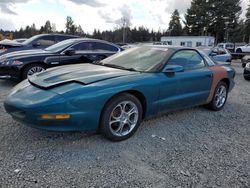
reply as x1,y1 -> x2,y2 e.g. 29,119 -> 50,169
4,46 -> 235,141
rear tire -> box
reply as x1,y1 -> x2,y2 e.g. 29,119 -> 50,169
22,64 -> 45,80
100,93 -> 143,141
206,81 -> 228,111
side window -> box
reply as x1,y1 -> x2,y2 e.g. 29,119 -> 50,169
71,42 -> 94,51
94,42 -> 118,52
56,35 -> 71,42
168,50 -> 205,70
218,48 -> 226,55
36,36 -> 55,46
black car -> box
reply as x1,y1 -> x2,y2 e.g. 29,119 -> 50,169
0,38 -> 122,81
0,34 -> 79,55
243,63 -> 250,80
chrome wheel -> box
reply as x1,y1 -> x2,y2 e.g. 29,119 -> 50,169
214,85 -> 227,108
27,66 -> 45,76
109,101 -> 139,137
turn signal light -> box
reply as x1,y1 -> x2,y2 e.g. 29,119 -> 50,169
41,114 -> 71,120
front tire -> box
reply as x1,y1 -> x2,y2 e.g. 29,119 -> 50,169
206,81 -> 228,111
100,93 -> 143,141
22,64 -> 45,80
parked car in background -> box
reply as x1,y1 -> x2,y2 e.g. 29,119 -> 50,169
0,38 -> 122,81
241,55 -> 250,68
199,47 -> 232,62
217,43 -> 235,53
0,34 -> 79,55
243,63 -> 250,80
4,46 -> 235,141
235,44 -> 250,53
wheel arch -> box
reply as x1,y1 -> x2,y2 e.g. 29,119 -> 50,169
220,78 -> 230,89
99,89 -> 147,128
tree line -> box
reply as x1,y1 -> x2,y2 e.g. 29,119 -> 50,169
0,0 -> 250,43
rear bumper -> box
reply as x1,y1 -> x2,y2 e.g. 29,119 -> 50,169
0,65 -> 21,81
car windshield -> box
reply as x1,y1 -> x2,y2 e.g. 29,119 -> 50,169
22,35 -> 41,45
44,39 -> 75,52
100,46 -> 168,72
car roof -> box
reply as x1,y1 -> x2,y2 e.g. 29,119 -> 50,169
34,33 -> 80,38
63,38 -> 122,48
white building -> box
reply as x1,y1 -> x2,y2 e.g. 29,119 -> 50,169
160,36 -> 215,48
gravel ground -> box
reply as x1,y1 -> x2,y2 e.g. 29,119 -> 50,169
0,61 -> 250,188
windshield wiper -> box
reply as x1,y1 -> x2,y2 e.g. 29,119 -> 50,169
104,63 -> 138,72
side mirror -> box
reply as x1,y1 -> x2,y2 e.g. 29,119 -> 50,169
32,42 -> 41,47
64,48 -> 75,56
163,65 -> 184,74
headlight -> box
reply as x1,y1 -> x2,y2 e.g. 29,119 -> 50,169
2,60 -> 23,66
246,63 -> 250,69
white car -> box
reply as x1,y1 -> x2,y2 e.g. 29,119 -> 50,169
236,44 -> 250,53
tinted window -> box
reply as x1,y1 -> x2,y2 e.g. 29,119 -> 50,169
36,36 -> 55,46
45,39 -> 75,52
168,50 -> 205,70
213,48 -> 226,55
72,42 -> 94,51
94,42 -> 118,52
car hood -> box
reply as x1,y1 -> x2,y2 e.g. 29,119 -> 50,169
0,49 -> 53,60
29,63 -> 139,89
0,40 -> 23,47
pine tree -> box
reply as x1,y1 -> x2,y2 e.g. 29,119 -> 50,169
185,0 -> 241,42
245,2 -> 250,43
168,9 -> 183,36
185,0 -> 210,36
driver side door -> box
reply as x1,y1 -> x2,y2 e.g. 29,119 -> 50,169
158,50 -> 213,113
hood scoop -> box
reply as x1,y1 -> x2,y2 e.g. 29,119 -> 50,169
29,63 -> 137,89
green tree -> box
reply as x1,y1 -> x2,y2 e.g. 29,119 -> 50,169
244,2 -> 250,43
65,16 -> 77,34
185,0 -> 241,42
168,9 -> 183,36
44,20 -> 52,33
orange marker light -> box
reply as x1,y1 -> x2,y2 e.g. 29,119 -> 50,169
41,114 -> 71,120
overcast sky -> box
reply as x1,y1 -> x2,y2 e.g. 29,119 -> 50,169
0,0 -> 249,33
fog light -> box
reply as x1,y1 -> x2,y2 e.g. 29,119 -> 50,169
41,114 -> 71,120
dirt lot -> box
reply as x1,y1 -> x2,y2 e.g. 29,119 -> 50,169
0,61 -> 250,188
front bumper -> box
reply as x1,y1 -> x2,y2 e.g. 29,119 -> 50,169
4,80 -> 100,131
0,64 -> 21,81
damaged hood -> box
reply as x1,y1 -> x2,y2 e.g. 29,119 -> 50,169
29,63 -> 139,89
0,40 -> 23,47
